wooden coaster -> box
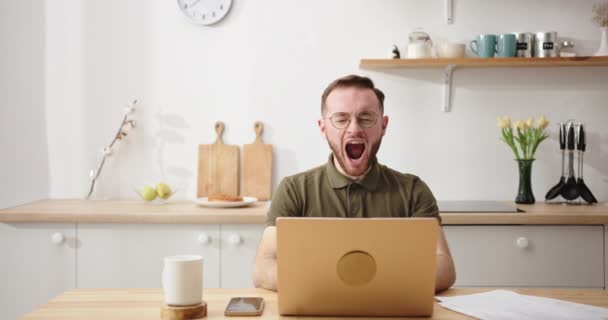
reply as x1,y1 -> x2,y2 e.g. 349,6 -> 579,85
161,301 -> 207,320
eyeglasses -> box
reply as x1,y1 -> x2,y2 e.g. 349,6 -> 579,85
325,112 -> 379,129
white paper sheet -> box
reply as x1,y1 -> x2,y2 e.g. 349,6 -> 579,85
436,290 -> 608,320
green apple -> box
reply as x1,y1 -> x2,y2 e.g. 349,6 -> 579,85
156,182 -> 173,200
140,185 -> 157,201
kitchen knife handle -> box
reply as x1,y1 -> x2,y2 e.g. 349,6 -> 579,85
566,124 -> 575,151
559,122 -> 566,150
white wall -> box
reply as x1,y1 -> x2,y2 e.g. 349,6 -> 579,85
18,0 -> 608,202
0,1 -> 49,208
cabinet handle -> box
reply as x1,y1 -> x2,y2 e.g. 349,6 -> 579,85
198,233 -> 212,245
228,233 -> 242,246
51,232 -> 65,245
516,237 -> 529,249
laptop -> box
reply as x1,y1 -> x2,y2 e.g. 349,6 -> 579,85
276,217 -> 439,317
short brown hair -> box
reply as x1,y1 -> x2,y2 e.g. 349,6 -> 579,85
320,75 -> 385,115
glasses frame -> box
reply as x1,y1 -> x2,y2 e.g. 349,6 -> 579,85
325,112 -> 380,130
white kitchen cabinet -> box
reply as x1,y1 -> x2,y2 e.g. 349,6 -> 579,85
77,224 -> 221,288
444,225 -> 604,288
0,223 -> 76,320
220,224 -> 265,288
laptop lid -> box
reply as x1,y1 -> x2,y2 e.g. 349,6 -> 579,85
276,217 -> 439,316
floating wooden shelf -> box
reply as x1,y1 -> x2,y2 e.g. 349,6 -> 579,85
360,56 -> 608,69
359,56 -> 608,112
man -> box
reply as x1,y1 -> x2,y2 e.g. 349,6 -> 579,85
252,75 -> 456,292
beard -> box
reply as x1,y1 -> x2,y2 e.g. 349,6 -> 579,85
327,136 -> 382,177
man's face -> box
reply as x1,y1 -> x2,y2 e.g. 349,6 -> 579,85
318,86 -> 389,177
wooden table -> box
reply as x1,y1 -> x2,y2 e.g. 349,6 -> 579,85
21,288 -> 608,319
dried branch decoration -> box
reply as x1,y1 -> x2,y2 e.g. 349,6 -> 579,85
85,100 -> 138,199
592,1 -> 608,27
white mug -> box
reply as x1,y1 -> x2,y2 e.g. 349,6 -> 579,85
437,43 -> 466,58
162,255 -> 203,306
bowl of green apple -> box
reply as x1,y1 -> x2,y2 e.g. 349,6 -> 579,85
136,182 -> 176,204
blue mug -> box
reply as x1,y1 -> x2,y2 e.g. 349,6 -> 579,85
496,34 -> 517,57
470,34 -> 497,58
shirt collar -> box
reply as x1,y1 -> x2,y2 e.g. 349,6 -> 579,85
325,154 -> 380,191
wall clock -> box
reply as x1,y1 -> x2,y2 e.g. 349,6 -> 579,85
177,0 -> 233,25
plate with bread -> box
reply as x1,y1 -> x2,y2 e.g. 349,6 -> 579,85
195,194 -> 258,208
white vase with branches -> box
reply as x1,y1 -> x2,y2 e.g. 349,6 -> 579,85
85,100 -> 138,199
592,1 -> 608,56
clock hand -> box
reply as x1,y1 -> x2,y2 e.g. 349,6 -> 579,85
184,0 -> 201,9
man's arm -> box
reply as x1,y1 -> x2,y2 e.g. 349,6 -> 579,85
435,227 -> 456,292
252,226 -> 278,291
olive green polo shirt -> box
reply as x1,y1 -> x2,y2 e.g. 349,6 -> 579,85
266,155 -> 440,226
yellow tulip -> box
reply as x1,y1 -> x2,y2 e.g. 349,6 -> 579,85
538,115 -> 549,129
497,117 -> 507,129
498,115 -> 548,161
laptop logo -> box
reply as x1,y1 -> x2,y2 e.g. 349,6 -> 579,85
337,251 -> 377,286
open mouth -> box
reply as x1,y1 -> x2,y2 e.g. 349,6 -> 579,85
345,142 -> 365,160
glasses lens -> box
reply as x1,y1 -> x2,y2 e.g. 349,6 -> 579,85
357,113 -> 377,128
331,113 -> 350,129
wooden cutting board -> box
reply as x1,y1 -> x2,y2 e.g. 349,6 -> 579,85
242,122 -> 272,200
197,122 -> 239,198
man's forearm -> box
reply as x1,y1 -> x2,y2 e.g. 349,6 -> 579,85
253,256 -> 278,291
435,253 -> 456,292
253,226 -> 278,291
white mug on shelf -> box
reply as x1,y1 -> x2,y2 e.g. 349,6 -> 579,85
437,43 -> 466,58
162,255 -> 203,306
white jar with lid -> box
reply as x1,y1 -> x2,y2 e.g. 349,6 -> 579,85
407,30 -> 434,59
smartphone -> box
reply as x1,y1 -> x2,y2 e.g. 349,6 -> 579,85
224,297 -> 265,316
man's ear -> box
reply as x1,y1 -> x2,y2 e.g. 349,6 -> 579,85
381,115 -> 389,136
318,118 -> 326,134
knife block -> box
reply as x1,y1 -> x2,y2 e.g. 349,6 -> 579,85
161,301 -> 207,320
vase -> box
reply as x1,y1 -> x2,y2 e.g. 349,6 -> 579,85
515,159 -> 535,204
594,27 -> 608,57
